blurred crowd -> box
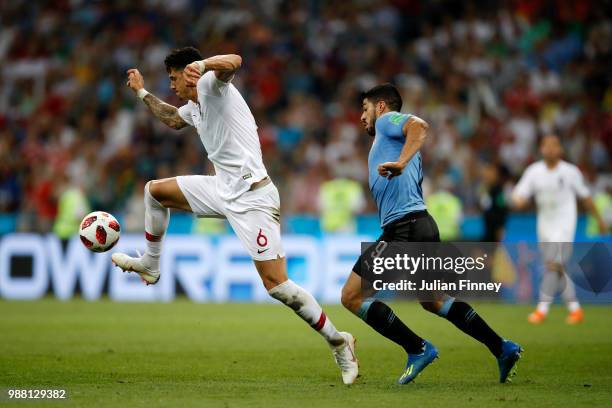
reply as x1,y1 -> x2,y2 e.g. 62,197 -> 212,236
0,0 -> 610,235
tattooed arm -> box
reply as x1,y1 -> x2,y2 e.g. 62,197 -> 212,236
141,93 -> 187,130
126,68 -> 187,130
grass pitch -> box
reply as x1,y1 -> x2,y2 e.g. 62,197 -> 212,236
1,299 -> 611,407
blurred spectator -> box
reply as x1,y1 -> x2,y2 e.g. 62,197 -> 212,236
586,186 -> 612,237
425,176 -> 463,241
52,173 -> 90,240
479,163 -> 510,241
318,173 -> 366,234
192,217 -> 227,235
0,1 -> 609,235
585,170 -> 612,237
123,178 -> 147,233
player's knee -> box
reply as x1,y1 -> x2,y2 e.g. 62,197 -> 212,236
255,259 -> 289,291
147,179 -> 173,207
147,180 -> 162,200
341,285 -> 360,313
263,275 -> 286,292
420,301 -> 441,314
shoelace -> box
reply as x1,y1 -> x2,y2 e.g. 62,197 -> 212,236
333,346 -> 352,370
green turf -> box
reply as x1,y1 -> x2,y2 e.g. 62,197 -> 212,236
1,299 -> 611,407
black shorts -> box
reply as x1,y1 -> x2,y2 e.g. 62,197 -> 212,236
352,210 -> 440,277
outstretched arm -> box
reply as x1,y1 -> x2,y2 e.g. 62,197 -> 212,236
378,116 -> 429,179
141,93 -> 187,130
183,54 -> 242,86
126,68 -> 187,130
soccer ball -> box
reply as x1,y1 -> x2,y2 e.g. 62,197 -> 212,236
79,211 -> 121,252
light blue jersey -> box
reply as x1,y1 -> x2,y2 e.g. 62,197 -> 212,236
368,111 -> 426,227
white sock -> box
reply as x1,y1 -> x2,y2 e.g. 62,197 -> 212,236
567,301 -> 581,312
536,301 -> 550,315
559,274 -> 580,312
143,181 -> 169,269
268,280 -> 345,347
537,270 -> 559,315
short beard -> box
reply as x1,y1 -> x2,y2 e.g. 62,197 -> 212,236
366,117 -> 376,136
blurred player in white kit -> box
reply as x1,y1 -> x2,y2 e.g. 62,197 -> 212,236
512,134 -> 607,324
112,46 -> 358,384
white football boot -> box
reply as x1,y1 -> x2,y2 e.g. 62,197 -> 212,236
111,252 -> 160,285
332,331 -> 359,385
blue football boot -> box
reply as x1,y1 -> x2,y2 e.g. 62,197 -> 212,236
497,339 -> 523,383
397,340 -> 438,384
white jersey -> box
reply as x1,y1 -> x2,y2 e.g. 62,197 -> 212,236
178,71 -> 268,201
513,160 -> 590,242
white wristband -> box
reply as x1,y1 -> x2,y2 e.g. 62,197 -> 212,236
196,60 -> 206,73
137,88 -> 150,99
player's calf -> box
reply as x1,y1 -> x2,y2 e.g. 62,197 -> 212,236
343,281 -> 439,385
423,297 -> 523,382
141,180 -> 170,272
340,283 -> 364,314
267,277 -> 358,384
343,272 -> 425,354
422,297 -> 504,357
268,279 -> 345,346
259,259 -> 357,382
111,178 -> 190,286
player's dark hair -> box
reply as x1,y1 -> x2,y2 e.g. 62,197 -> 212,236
164,46 -> 203,72
362,83 -> 402,111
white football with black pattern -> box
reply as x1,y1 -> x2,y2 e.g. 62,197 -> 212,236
79,211 -> 121,252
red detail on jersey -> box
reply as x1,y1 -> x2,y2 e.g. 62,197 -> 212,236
96,225 -> 107,244
81,215 -> 97,230
108,220 -> 121,232
80,235 -> 93,248
312,312 -> 327,331
145,231 -> 162,242
256,229 -> 268,247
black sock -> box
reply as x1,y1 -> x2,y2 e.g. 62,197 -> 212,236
445,301 -> 503,357
365,301 -> 424,354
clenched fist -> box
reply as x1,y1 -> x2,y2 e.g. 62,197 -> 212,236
126,69 -> 145,92
378,161 -> 405,179
184,61 -> 204,87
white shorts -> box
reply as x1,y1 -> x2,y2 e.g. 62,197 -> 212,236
176,175 -> 285,261
538,225 -> 575,265
538,242 -> 574,265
